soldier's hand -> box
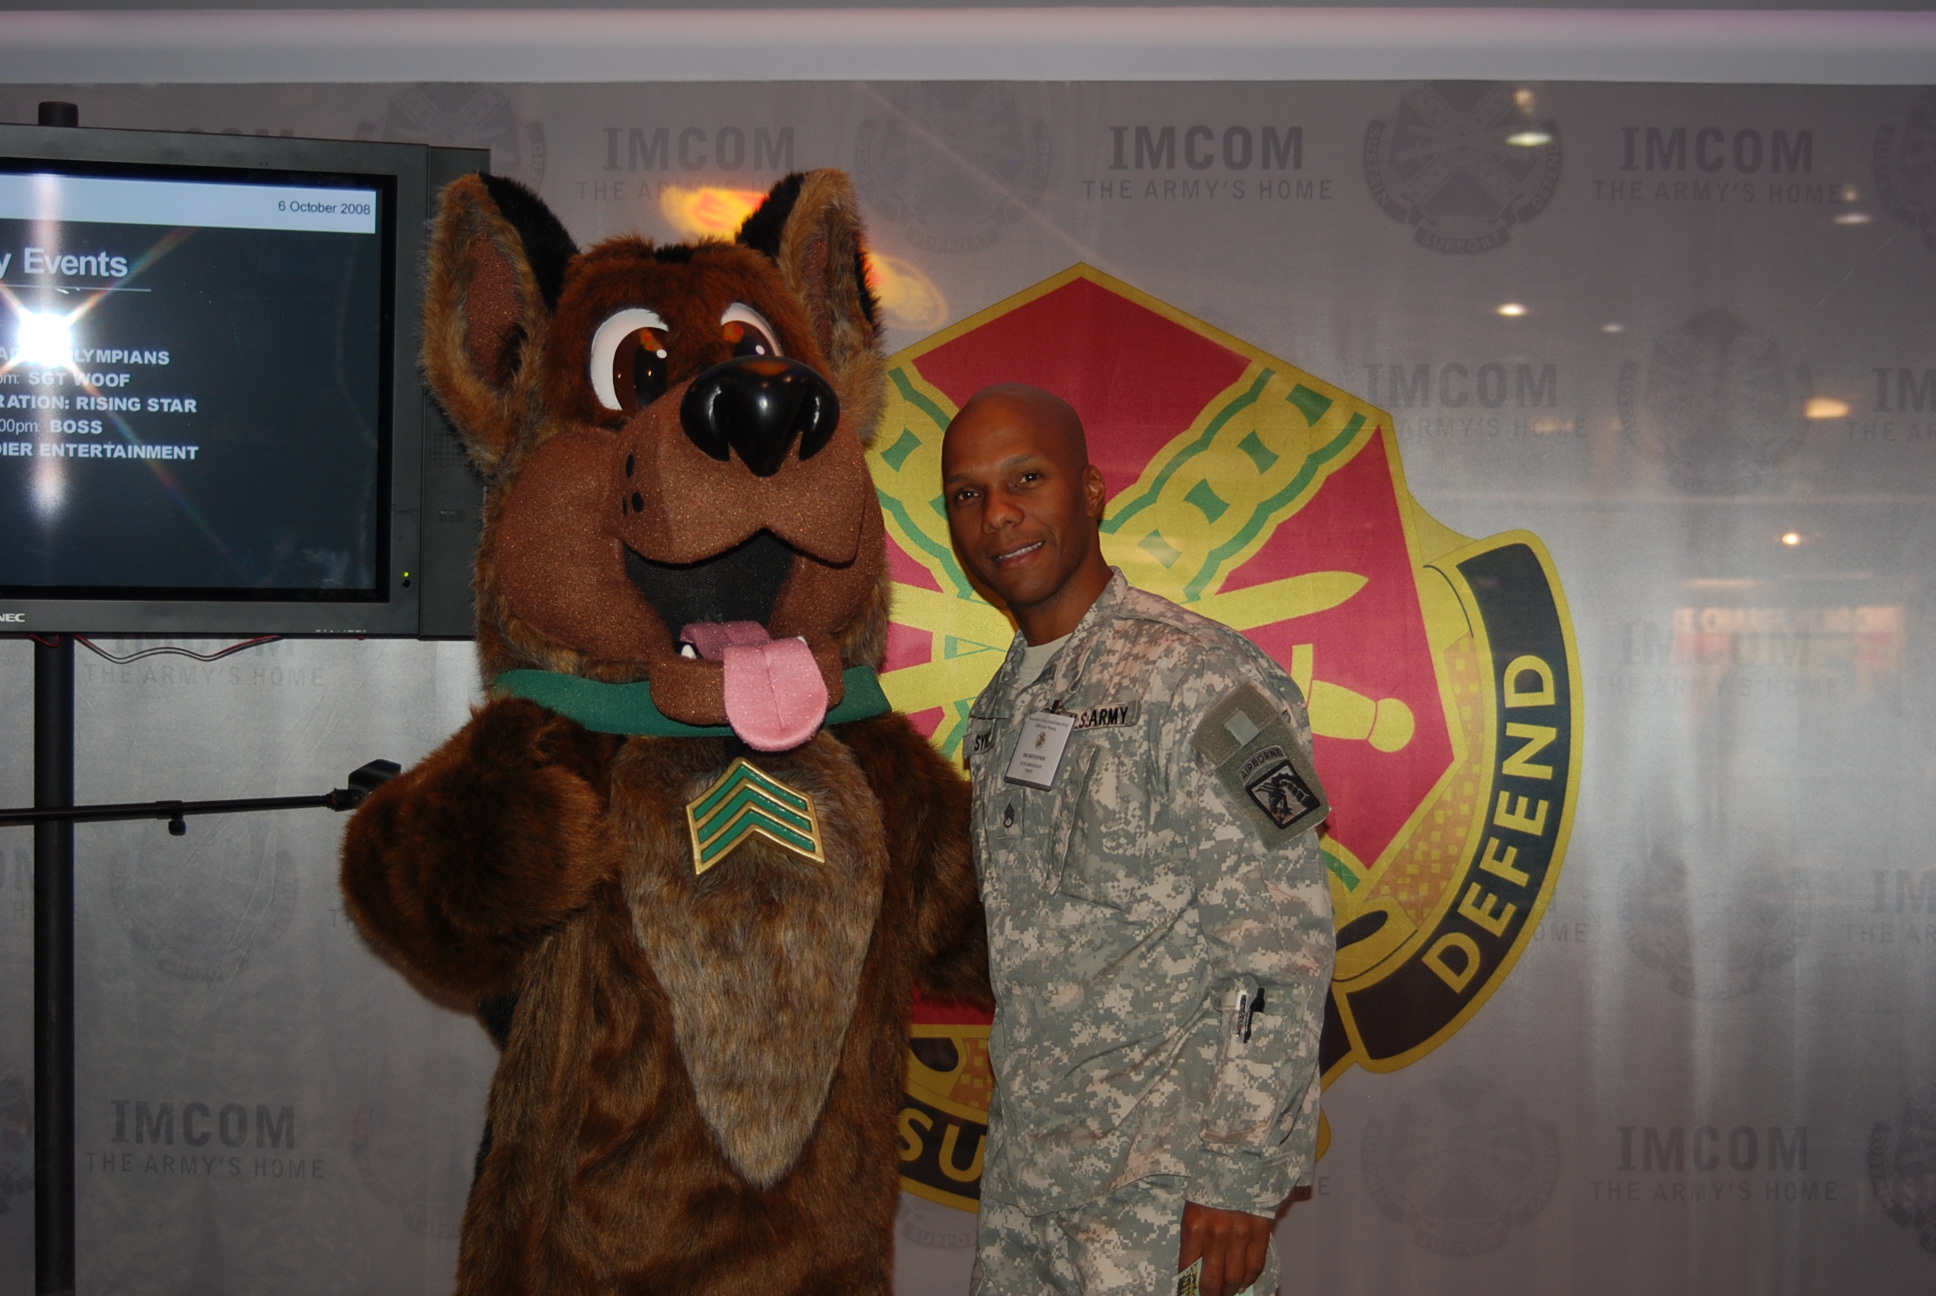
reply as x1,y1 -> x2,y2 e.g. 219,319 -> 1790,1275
1179,1201 -> 1272,1296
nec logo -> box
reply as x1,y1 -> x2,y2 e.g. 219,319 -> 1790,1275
0,612 -> 25,622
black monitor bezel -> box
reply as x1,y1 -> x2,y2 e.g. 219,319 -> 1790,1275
0,123 -> 430,637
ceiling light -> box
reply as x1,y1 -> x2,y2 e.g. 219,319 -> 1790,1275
658,185 -> 767,239
1506,131 -> 1552,148
862,252 -> 947,330
1833,211 -> 1873,226
1601,322 -> 1625,334
1805,398 -> 1850,419
1781,532 -> 1804,547
1496,302 -> 1527,317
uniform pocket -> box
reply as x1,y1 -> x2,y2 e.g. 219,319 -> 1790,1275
1049,741 -> 1139,912
1054,728 -> 1190,924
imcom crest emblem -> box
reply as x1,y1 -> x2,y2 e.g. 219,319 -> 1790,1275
1869,1082 -> 1936,1254
1617,309 -> 1812,495
349,1053 -> 480,1239
108,823 -> 298,982
1621,840 -> 1808,1001
1874,89 -> 1936,256
1364,82 -> 1561,253
0,1068 -> 26,1216
854,84 -> 1051,254
357,85 -> 547,187
1361,1067 -> 1561,1254
871,265 -> 1581,1207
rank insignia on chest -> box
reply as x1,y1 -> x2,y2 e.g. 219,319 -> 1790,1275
685,759 -> 827,875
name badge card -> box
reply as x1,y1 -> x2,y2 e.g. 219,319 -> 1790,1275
1004,710 -> 1075,789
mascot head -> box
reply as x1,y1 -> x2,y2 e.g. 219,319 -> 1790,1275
422,171 -> 889,752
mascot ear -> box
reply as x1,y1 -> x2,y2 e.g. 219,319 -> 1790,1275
423,174 -> 577,477
737,170 -> 886,441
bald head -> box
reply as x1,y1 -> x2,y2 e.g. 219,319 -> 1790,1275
940,383 -> 1112,643
947,383 -> 1089,468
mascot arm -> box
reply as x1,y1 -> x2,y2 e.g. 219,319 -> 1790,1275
841,715 -> 992,1010
340,695 -> 621,999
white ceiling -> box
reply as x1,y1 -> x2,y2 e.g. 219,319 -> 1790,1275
3,0 -> 1929,8
1,7 -> 1932,83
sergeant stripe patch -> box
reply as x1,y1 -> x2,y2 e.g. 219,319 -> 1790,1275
685,758 -> 827,874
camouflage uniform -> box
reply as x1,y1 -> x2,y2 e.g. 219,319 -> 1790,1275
967,572 -> 1333,1294
975,1176 -> 1277,1296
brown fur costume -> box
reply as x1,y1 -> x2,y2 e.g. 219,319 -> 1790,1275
341,170 -> 987,1295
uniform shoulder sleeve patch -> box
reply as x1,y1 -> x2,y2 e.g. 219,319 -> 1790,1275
1191,681 -> 1329,845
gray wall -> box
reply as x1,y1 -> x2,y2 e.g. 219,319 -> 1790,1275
2,14 -> 1934,1295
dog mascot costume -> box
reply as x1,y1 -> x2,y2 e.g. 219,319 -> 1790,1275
341,169 -> 988,1295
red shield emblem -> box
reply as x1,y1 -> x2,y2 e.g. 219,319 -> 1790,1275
876,267 -> 1580,1209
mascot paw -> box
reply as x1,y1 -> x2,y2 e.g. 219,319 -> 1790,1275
470,695 -> 616,789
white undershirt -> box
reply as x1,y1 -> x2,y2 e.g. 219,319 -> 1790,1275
1019,633 -> 1071,686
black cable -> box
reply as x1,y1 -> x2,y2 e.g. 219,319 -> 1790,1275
71,634 -> 280,665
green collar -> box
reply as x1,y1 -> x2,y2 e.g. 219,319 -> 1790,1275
493,665 -> 891,738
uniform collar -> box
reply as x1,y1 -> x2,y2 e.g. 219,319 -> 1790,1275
992,568 -> 1131,708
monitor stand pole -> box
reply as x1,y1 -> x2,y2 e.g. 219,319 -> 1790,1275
16,635 -> 392,1295
34,635 -> 75,1296
31,94 -> 80,1296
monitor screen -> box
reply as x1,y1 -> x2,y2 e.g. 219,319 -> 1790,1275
0,162 -> 394,601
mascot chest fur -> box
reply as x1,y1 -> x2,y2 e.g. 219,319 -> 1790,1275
617,733 -> 886,1184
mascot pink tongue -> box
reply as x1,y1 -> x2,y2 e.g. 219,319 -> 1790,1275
683,621 -> 830,752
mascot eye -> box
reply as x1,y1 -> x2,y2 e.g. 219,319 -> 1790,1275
590,307 -> 671,414
720,302 -> 782,360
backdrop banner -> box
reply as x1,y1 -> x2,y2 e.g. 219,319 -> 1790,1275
1,77 -> 1933,1296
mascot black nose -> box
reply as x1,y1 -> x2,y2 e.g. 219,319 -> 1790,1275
679,357 -> 840,478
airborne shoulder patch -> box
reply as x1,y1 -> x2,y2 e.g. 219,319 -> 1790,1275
1192,682 -> 1329,846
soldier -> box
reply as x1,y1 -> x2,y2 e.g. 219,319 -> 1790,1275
941,384 -> 1335,1296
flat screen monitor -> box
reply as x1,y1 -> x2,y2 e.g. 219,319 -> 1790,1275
0,123 -> 486,637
